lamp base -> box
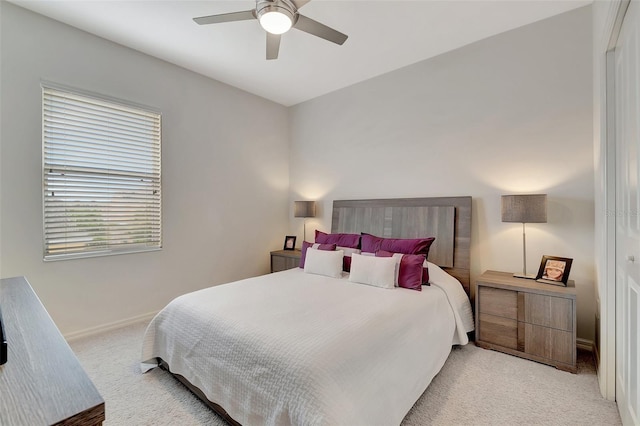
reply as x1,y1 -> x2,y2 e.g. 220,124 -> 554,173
513,273 -> 536,280
513,273 -> 537,280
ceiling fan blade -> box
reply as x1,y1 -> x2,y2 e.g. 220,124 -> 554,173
266,32 -> 281,60
293,14 -> 348,45
291,0 -> 311,10
193,10 -> 255,25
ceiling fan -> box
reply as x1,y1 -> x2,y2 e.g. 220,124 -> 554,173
193,0 -> 348,60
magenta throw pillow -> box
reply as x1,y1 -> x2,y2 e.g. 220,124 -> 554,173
315,230 -> 360,248
422,267 -> 430,286
376,250 -> 425,291
361,233 -> 435,257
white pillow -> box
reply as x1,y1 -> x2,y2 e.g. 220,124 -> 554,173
304,248 -> 344,278
348,253 -> 396,289
387,253 -> 404,286
338,246 -> 360,257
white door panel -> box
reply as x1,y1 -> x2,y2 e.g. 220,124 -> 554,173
615,1 -> 640,424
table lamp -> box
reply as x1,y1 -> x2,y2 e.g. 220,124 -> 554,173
501,194 -> 547,279
294,201 -> 316,243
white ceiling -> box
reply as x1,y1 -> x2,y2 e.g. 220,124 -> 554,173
9,0 -> 590,106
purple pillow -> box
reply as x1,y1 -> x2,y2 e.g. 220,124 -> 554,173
422,266 -> 430,286
361,233 -> 435,258
337,247 -> 361,272
299,241 -> 336,268
376,250 -> 425,291
315,230 -> 360,248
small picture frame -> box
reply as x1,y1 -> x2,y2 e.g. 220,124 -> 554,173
283,235 -> 297,251
536,255 -> 573,286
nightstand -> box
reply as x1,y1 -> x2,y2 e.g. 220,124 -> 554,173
270,249 -> 301,272
475,270 -> 577,373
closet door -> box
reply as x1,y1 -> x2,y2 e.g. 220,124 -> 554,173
615,1 -> 640,423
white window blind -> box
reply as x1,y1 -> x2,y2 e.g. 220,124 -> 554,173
43,85 -> 161,260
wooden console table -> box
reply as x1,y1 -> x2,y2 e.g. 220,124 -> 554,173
0,276 -> 105,425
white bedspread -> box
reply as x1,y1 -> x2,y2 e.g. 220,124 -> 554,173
141,264 -> 474,426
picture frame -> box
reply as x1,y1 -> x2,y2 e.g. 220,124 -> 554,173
535,255 -> 573,286
283,235 -> 297,251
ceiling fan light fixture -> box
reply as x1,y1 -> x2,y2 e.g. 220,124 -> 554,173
259,9 -> 293,34
194,0 -> 349,60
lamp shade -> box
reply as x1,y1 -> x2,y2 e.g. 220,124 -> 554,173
501,194 -> 547,223
294,201 -> 316,218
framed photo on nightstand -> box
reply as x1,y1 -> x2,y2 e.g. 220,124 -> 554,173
283,236 -> 297,251
536,255 -> 573,286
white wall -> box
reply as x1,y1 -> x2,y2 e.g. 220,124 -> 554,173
290,7 -> 595,340
0,2 -> 290,335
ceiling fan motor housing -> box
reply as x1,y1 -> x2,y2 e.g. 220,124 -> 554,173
256,0 -> 298,33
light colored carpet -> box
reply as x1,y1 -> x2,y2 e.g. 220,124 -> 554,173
69,321 -> 621,425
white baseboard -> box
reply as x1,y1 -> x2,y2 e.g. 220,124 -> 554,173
577,338 -> 595,352
64,311 -> 158,342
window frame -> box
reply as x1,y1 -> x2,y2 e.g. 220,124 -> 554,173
42,82 -> 162,261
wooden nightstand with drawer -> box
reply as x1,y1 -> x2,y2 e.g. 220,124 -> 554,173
270,249 -> 301,273
475,270 -> 577,373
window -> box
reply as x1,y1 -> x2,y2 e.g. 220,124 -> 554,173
42,85 -> 161,260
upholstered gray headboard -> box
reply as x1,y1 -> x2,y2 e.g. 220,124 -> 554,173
331,196 -> 471,294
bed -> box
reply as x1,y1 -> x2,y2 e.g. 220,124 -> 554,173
141,196 -> 474,425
